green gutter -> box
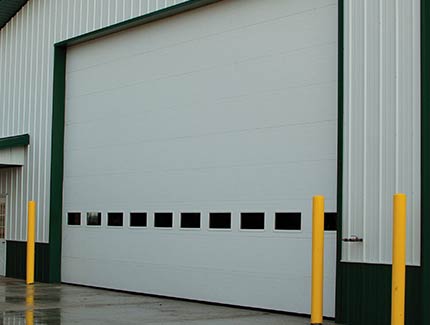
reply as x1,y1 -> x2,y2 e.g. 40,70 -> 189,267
0,134 -> 30,149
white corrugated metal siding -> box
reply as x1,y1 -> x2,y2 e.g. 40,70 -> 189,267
342,0 -> 421,265
0,0 -> 189,242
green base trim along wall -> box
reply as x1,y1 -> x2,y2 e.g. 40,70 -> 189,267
335,263 -> 421,325
6,241 -> 50,283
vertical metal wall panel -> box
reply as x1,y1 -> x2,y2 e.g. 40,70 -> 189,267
342,0 -> 421,265
0,0 -> 189,243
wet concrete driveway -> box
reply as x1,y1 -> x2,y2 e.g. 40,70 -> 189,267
0,277 -> 336,324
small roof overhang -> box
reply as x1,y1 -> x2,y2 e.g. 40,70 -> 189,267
0,134 -> 29,167
0,0 -> 29,30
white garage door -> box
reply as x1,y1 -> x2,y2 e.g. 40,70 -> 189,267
62,0 -> 338,316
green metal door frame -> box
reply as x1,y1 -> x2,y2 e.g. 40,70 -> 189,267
420,0 -> 430,319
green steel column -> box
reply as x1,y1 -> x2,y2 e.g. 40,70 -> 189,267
421,0 -> 430,321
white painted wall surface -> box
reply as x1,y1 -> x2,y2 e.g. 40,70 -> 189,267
0,147 -> 25,166
0,0 -> 189,242
342,0 -> 421,265
62,0 -> 338,315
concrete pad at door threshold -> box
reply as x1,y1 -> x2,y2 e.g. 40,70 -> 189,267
0,277 -> 338,324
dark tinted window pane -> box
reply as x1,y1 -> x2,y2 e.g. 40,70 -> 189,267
154,212 -> 173,228
275,212 -> 301,230
324,212 -> 337,231
241,212 -> 264,230
209,212 -> 231,229
87,212 -> 102,226
67,212 -> 81,226
108,212 -> 123,227
180,212 -> 200,229
130,212 -> 147,227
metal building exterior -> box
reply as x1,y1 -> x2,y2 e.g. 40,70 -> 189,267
0,1 -> 428,324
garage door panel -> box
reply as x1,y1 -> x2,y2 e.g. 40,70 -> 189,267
72,6 -> 338,87
66,0 -> 336,74
62,257 -> 311,312
227,6 -> 337,57
64,85 -> 336,152
63,0 -> 337,316
64,233 -> 312,271
62,232 -> 336,279
64,121 -> 336,172
62,236 -> 336,314
63,161 -> 335,205
66,41 -> 335,99
62,234 -> 336,276
65,82 -> 336,128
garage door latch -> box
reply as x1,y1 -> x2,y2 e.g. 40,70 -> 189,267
342,236 -> 363,242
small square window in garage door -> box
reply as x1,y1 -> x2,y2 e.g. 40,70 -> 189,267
154,212 -> 173,228
87,212 -> 102,226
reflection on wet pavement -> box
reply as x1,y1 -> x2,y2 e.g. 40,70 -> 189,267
26,285 -> 34,325
0,277 -> 336,324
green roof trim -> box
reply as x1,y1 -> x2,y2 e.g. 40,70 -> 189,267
0,134 -> 30,149
0,0 -> 29,30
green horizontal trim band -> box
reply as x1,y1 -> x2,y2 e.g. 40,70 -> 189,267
0,134 -> 30,149
336,262 -> 421,325
56,0 -> 222,47
6,240 -> 50,283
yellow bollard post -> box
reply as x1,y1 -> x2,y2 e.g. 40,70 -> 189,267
26,201 -> 36,285
391,193 -> 407,325
311,195 -> 324,325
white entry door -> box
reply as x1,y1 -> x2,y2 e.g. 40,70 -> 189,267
0,197 -> 6,276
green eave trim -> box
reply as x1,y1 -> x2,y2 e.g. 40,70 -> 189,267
48,0 -> 223,283
0,0 -> 29,30
0,134 -> 30,149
